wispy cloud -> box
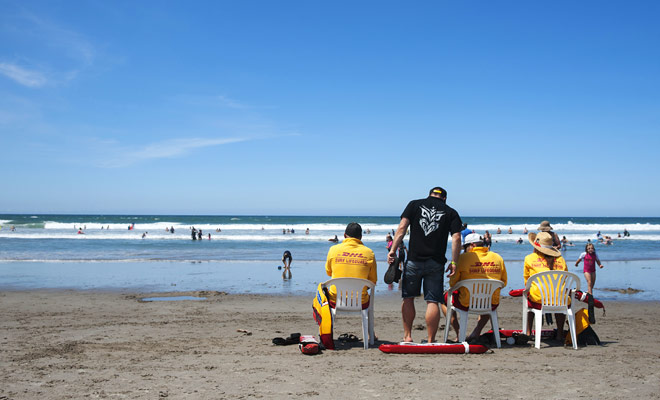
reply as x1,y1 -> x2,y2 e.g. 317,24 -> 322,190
0,62 -> 48,88
0,10 -> 96,87
217,95 -> 250,109
97,137 -> 252,168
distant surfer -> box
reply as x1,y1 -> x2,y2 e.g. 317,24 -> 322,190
170,226 -> 175,234
191,227 -> 197,240
77,229 -> 84,234
282,250 -> 292,279
198,229 -> 202,240
329,235 -> 339,243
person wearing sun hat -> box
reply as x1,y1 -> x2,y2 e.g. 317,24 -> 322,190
537,220 -> 562,250
523,231 -> 569,341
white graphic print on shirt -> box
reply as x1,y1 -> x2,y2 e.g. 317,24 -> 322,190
419,205 -> 444,236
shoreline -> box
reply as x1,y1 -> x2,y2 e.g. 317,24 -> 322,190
1,259 -> 658,301
1,289 -> 658,399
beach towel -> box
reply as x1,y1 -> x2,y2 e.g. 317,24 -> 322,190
312,283 -> 335,350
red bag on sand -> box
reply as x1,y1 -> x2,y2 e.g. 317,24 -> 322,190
299,335 -> 320,355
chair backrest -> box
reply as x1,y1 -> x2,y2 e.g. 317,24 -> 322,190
524,270 -> 580,308
322,278 -> 375,312
451,279 -> 505,312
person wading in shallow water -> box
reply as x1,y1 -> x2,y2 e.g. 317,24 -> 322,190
282,250 -> 292,280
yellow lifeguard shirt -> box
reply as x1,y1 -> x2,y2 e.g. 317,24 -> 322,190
450,247 -> 507,307
325,237 -> 377,305
523,252 -> 568,304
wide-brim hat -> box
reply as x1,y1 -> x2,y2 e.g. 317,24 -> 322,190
528,232 -> 561,257
537,220 -> 553,232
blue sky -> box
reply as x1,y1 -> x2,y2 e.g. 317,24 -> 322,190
1,1 -> 658,216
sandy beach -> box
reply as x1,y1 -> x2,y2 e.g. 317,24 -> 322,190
1,290 -> 658,399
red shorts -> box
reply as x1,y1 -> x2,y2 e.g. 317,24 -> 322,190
527,298 -> 542,310
445,290 -> 498,311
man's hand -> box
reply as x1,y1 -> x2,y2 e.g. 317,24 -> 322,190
445,262 -> 456,277
387,250 -> 397,264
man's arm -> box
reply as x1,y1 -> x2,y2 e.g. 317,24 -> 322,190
388,218 -> 410,264
446,232 -> 461,277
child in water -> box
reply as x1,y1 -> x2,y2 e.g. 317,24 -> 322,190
575,243 -> 603,294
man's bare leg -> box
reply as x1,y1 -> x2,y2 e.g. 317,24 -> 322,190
402,297 -> 415,342
425,301 -> 440,343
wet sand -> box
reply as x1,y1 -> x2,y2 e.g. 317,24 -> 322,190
1,290 -> 658,399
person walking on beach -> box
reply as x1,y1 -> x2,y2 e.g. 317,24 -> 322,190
282,250 -> 292,280
388,187 -> 463,343
575,243 -> 603,294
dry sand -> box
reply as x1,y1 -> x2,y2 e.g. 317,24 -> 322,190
1,290 -> 658,399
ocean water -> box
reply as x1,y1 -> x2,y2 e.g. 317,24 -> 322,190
1,214 -> 659,300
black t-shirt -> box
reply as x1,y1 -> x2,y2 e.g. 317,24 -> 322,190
401,196 -> 462,264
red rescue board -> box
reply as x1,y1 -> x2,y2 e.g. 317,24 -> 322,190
379,342 -> 488,354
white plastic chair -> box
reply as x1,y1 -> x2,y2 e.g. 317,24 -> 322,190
443,279 -> 505,348
522,270 -> 580,350
322,277 -> 375,349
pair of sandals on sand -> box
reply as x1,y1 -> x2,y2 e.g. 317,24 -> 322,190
272,333 -> 301,346
338,333 -> 359,342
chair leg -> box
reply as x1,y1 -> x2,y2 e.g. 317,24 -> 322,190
491,311 -> 501,348
361,309 -> 369,349
534,311 -> 543,349
458,310 -> 468,343
522,302 -> 528,333
368,305 -> 375,345
567,310 -> 578,350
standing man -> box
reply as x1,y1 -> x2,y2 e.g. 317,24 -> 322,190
388,187 -> 463,343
